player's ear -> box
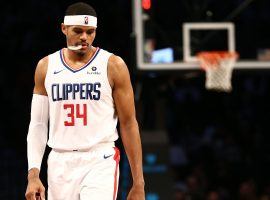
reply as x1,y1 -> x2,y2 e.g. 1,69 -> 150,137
61,23 -> 67,35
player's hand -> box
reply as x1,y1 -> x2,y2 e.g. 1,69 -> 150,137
127,184 -> 145,200
25,177 -> 45,200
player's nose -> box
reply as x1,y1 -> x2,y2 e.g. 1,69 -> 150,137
80,32 -> 87,41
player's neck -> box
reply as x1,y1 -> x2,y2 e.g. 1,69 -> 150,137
65,46 -> 97,62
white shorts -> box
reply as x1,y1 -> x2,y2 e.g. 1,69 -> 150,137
47,143 -> 120,200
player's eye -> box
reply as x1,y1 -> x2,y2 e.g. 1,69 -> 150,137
73,29 -> 82,34
87,30 -> 94,35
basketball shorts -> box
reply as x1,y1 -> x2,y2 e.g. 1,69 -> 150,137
47,143 -> 120,200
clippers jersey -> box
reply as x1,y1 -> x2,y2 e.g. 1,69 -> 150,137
45,48 -> 118,150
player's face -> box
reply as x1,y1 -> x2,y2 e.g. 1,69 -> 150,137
63,25 -> 96,54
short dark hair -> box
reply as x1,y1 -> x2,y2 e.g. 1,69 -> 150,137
65,2 -> 97,17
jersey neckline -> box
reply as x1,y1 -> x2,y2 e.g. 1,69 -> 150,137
59,47 -> 100,73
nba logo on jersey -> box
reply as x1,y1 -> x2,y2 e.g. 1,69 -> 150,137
84,16 -> 88,25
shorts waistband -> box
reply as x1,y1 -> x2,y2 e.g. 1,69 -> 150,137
52,142 -> 115,153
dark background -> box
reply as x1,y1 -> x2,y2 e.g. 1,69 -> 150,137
1,0 -> 270,199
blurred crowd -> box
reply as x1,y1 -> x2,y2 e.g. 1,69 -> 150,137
139,72 -> 270,200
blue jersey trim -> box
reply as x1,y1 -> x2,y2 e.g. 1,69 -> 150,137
60,47 -> 100,73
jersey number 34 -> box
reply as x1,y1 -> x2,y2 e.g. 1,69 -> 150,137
63,104 -> 87,126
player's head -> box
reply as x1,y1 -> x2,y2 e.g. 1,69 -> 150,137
61,2 -> 97,55
65,2 -> 97,17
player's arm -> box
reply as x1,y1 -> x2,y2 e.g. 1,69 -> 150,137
109,55 -> 145,200
25,57 -> 48,200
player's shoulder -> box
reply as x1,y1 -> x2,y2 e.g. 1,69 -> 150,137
35,56 -> 49,78
36,56 -> 48,70
108,54 -> 130,87
108,54 -> 127,72
38,56 -> 48,65
36,49 -> 60,71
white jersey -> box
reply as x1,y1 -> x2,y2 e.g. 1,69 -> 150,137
45,48 -> 118,150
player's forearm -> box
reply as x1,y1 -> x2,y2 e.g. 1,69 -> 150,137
27,94 -> 49,171
27,125 -> 48,170
120,120 -> 145,185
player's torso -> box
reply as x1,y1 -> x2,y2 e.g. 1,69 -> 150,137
45,48 -> 118,150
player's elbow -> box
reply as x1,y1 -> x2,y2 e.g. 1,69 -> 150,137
120,116 -> 139,131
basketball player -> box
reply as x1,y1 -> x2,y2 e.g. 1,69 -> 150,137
25,2 -> 145,200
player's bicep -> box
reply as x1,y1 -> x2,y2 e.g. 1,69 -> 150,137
110,57 -> 136,124
33,57 -> 48,96
113,80 -> 136,124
